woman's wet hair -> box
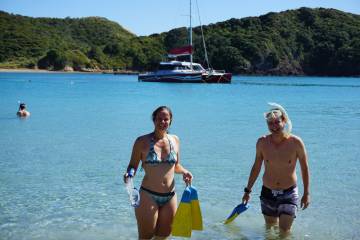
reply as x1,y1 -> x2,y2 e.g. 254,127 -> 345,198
152,106 -> 173,125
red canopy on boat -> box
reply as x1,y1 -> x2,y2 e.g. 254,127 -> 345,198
168,45 -> 193,57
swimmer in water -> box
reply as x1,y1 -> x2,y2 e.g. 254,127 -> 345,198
17,103 -> 31,117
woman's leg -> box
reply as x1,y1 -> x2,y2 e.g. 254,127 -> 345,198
135,190 -> 159,239
154,193 -> 177,237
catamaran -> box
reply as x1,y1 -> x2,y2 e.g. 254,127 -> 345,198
138,0 -> 232,84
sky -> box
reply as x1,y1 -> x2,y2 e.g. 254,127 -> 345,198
1,0 -> 359,36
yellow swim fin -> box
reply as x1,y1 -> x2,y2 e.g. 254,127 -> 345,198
189,186 -> 203,231
171,187 -> 192,238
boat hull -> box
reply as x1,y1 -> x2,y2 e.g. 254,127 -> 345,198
138,72 -> 231,84
202,73 -> 232,83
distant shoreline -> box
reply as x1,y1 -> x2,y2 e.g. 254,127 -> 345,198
0,68 -> 102,73
0,68 -> 140,75
1,68 -> 358,77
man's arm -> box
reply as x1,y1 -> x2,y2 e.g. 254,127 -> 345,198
242,138 -> 264,204
297,137 -> 310,209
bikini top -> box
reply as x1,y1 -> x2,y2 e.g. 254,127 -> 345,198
145,135 -> 177,165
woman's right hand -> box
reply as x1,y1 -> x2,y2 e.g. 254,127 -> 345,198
123,172 -> 129,183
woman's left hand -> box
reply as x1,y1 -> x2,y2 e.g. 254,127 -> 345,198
183,171 -> 193,185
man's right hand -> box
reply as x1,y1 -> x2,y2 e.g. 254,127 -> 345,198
242,192 -> 250,204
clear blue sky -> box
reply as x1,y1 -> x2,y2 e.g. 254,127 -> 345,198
1,0 -> 359,36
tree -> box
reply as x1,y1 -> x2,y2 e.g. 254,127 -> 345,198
37,49 -> 66,70
65,50 -> 90,70
87,46 -> 106,64
212,46 -> 250,73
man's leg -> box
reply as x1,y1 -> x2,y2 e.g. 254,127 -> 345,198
263,215 -> 278,229
279,214 -> 294,235
278,189 -> 298,235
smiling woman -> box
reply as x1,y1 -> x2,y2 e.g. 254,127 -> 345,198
123,105 -> 193,239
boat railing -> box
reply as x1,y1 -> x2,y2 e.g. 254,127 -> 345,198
139,71 -> 155,75
206,68 -> 226,74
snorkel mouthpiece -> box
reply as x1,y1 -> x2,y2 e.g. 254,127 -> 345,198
265,102 -> 292,134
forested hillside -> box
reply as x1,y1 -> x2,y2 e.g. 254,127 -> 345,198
1,8 -> 359,76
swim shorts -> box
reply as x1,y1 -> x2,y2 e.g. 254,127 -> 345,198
260,185 -> 298,218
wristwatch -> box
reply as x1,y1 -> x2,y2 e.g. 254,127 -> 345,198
244,187 -> 252,194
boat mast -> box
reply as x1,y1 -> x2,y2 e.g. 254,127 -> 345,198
189,0 -> 193,70
195,0 -> 210,70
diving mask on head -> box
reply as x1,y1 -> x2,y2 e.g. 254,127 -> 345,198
264,102 -> 292,134
264,109 -> 283,122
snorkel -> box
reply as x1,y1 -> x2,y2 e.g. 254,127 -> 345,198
264,102 -> 292,136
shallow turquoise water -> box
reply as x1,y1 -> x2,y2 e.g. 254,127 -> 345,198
0,73 -> 359,239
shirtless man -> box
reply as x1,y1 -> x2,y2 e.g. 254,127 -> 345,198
17,103 -> 30,117
242,103 -> 310,235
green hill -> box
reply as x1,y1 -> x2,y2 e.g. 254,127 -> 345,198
0,11 -> 143,70
167,7 -> 360,76
1,8 -> 360,76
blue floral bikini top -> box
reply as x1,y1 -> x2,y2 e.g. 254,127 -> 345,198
145,135 -> 177,165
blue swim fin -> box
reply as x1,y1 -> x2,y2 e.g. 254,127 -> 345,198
224,203 -> 249,224
171,187 -> 192,237
189,185 -> 203,231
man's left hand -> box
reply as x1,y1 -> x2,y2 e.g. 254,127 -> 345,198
301,194 -> 310,210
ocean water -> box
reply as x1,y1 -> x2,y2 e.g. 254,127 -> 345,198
0,72 -> 359,240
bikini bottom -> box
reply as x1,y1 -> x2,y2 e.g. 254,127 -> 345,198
140,186 -> 175,207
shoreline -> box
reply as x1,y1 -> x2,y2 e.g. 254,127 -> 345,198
0,68 -> 140,75
0,68 -> 102,73
1,68 -> 358,77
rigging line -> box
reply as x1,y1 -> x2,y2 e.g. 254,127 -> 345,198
195,0 -> 212,70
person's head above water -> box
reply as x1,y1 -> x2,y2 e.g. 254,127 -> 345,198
17,102 -> 30,117
19,103 -> 26,110
264,102 -> 292,135
152,106 -> 173,132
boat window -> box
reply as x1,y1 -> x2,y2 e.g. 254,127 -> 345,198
179,66 -> 191,70
193,65 -> 204,71
158,65 -> 177,70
